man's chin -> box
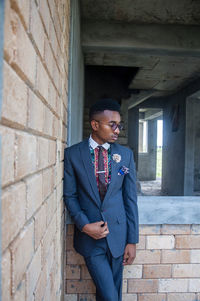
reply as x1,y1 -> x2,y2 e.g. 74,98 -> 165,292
108,138 -> 118,143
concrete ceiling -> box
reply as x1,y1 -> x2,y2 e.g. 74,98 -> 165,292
80,0 -> 200,99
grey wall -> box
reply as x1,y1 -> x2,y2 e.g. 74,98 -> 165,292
194,98 -> 200,192
68,0 -> 84,146
128,107 -> 139,168
184,96 -> 200,194
162,94 -> 186,195
0,0 -> 5,299
138,119 -> 157,181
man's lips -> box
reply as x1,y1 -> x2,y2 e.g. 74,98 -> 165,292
112,136 -> 118,140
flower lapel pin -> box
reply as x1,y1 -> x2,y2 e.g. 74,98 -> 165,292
112,153 -> 121,163
118,166 -> 129,176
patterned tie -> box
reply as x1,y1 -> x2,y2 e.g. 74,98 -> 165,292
98,146 -> 107,201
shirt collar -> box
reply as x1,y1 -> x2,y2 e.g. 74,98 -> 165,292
89,135 -> 110,150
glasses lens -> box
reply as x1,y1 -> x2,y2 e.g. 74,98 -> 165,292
111,123 -> 123,131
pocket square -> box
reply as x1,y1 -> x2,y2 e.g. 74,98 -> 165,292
118,166 -> 129,176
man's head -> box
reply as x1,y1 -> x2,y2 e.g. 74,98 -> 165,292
89,99 -> 122,144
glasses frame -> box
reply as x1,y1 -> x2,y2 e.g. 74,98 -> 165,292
95,120 -> 123,131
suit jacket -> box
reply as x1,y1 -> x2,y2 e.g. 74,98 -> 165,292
63,138 -> 139,258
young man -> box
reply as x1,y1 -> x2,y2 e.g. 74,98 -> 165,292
64,99 -> 139,301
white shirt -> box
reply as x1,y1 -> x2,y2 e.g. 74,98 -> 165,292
89,135 -> 110,150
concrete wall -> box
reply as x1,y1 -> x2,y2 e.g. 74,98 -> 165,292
162,94 -> 186,195
1,1 -> 70,300
194,98 -> 200,192
68,0 -> 84,146
138,119 -> 157,181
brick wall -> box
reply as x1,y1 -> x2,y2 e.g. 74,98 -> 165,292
1,0 -> 70,300
65,224 -> 200,301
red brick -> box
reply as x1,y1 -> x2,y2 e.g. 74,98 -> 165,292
122,294 -> 137,301
140,225 -> 161,235
26,245 -> 42,300
38,0 -> 51,36
137,235 -> 146,249
173,264 -> 200,278
34,262 -> 48,301
147,235 -> 175,249
167,293 -> 196,301
37,137 -> 49,169
11,0 -> 30,29
134,250 -> 161,264
2,249 -> 11,301
128,279 -> 158,293
67,250 -> 85,265
48,76 -> 57,111
176,235 -> 200,249
66,265 -> 80,280
67,225 -> 74,235
41,214 -> 56,265
11,221 -> 34,292
162,250 -> 190,264
2,182 -> 26,251
46,192 -> 56,226
138,293 -> 166,301
81,265 -> 91,280
43,106 -> 54,137
28,89 -> 44,133
0,126 -> 15,186
4,0 -> 36,84
2,61 -> 28,128
34,203 -> 47,249
159,279 -> 188,293
48,139 -> 56,165
42,167 -> 54,200
36,58 -> 49,101
143,265 -> 171,279
30,0 -> 44,56
26,173 -> 43,219
66,235 -> 74,251
161,224 -> 191,235
15,132 -> 37,179
66,280 -> 95,294
13,279 -> 26,301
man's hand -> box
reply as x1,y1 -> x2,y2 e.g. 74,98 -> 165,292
123,244 -> 136,265
82,221 -> 109,240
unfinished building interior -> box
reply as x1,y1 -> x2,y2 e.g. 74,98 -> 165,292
69,0 -> 200,197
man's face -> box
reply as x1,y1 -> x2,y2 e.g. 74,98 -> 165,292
91,110 -> 121,144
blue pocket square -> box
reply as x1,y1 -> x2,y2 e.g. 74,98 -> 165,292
118,166 -> 129,176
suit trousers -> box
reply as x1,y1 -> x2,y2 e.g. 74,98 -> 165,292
84,238 -> 123,301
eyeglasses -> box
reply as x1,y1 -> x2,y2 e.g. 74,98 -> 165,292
95,120 -> 123,131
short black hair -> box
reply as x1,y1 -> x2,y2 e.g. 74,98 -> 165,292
89,98 -> 120,121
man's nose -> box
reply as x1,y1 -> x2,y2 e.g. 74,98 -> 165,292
114,126 -> 120,135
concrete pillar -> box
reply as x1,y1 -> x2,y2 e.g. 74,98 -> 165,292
128,107 -> 139,169
184,97 -> 195,195
139,122 -> 144,153
138,119 -> 157,181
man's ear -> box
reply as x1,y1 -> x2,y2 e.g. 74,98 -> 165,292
90,120 -> 98,131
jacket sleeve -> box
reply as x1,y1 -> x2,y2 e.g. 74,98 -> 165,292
122,149 -> 139,244
63,148 -> 90,231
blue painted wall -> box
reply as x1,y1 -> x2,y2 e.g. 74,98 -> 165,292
0,0 -> 5,299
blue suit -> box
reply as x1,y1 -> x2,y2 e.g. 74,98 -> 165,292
64,138 -> 139,300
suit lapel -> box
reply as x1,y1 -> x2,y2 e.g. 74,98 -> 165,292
79,139 -> 101,207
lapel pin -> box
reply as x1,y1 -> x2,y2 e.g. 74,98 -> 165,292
112,154 -> 121,163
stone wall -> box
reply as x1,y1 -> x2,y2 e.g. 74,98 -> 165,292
1,0 -> 70,300
65,224 -> 200,301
